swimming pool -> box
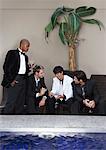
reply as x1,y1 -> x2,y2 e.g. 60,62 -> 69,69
0,132 -> 106,150
0,115 -> 106,150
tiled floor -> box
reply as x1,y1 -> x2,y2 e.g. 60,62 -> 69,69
0,115 -> 106,135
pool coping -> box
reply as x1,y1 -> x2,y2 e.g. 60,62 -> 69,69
0,115 -> 106,134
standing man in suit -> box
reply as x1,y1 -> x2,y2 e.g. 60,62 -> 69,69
27,65 -> 48,114
48,66 -> 74,114
73,70 -> 100,114
1,39 -> 30,114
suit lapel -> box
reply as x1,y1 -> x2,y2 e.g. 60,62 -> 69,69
32,75 -> 41,93
16,49 -> 20,65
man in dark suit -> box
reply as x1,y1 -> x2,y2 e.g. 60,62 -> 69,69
27,65 -> 48,114
73,70 -> 100,114
1,39 -> 30,114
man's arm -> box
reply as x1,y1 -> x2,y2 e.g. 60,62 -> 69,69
92,80 -> 100,104
50,77 -> 57,95
73,83 -> 83,102
63,77 -> 73,100
40,77 -> 47,88
27,76 -> 35,98
3,50 -> 16,83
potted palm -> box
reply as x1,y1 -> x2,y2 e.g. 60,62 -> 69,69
45,6 -> 103,71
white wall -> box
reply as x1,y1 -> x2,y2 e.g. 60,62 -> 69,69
0,0 -> 106,103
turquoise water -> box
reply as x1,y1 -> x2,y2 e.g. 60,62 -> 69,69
0,132 -> 106,150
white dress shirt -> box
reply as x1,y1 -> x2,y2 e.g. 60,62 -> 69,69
51,75 -> 73,100
18,48 -> 26,74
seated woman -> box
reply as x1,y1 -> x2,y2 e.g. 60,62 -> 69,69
73,70 -> 100,114
27,65 -> 48,114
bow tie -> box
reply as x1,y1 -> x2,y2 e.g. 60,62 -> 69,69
21,52 -> 25,55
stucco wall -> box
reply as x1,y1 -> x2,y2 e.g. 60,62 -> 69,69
0,0 -> 105,103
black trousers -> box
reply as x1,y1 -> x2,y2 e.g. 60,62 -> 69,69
46,96 -> 75,114
3,75 -> 27,114
27,96 -> 50,114
79,102 -> 99,115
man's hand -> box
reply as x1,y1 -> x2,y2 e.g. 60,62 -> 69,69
40,88 -> 47,96
83,99 -> 90,108
54,95 -> 64,101
39,98 -> 46,107
57,95 -> 64,100
89,100 -> 96,108
49,92 -> 54,97
83,99 -> 96,108
58,95 -> 64,98
11,80 -> 19,87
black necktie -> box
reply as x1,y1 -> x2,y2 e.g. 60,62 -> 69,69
60,80 -> 63,85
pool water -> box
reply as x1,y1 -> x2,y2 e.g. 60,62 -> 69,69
0,132 -> 106,150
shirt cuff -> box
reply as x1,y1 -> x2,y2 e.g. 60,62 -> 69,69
36,93 -> 40,98
43,96 -> 47,100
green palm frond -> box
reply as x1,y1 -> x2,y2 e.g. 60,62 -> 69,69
75,6 -> 87,13
51,7 -> 64,28
45,21 -> 53,38
63,6 -> 74,12
82,19 -> 104,30
59,22 -> 68,45
45,6 -> 103,46
76,6 -> 96,17
69,13 -> 81,34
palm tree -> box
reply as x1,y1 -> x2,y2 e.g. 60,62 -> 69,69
45,6 -> 103,71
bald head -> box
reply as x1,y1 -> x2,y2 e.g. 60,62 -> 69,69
19,39 -> 30,52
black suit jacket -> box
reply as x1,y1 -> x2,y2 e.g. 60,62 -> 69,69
27,74 -> 47,99
73,79 -> 100,104
27,74 -> 48,113
1,49 -> 29,87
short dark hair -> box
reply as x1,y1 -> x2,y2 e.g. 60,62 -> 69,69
20,39 -> 30,46
53,66 -> 64,74
74,70 -> 87,82
33,65 -> 44,73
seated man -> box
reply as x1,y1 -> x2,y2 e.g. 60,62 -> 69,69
73,70 -> 100,114
27,65 -> 48,114
47,66 -> 74,114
